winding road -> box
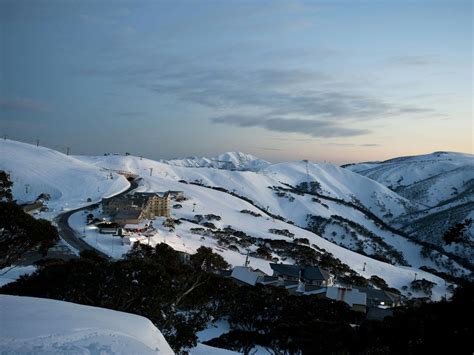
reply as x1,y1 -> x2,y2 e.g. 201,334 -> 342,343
19,179 -> 139,264
55,179 -> 139,257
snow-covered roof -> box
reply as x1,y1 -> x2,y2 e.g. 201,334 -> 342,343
326,287 -> 367,307
124,219 -> 150,230
231,266 -> 262,286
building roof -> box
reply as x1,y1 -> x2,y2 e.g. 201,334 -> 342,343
106,192 -> 169,209
270,263 -> 300,278
231,266 -> 260,286
270,263 -> 331,281
21,202 -> 43,212
259,276 -> 279,284
124,219 -> 150,230
283,280 -> 299,288
304,266 -> 331,281
133,192 -> 169,199
353,286 -> 400,304
326,287 -> 367,307
114,210 -> 143,220
303,284 -> 327,293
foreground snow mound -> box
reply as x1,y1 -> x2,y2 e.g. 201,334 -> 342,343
161,151 -> 271,171
0,140 -> 129,214
0,295 -> 174,354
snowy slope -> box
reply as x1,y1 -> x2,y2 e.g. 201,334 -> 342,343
0,295 -> 174,354
79,155 -> 415,220
0,140 -> 130,215
160,151 -> 270,171
265,161 -> 418,218
74,154 -> 456,299
345,151 -> 474,207
345,151 -> 474,262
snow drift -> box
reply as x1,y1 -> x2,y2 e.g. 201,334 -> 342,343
0,295 -> 174,354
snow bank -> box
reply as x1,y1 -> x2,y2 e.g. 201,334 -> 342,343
0,295 -> 174,354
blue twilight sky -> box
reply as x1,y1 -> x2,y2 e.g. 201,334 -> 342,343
0,0 -> 472,164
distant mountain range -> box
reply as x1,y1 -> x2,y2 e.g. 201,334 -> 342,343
160,152 -> 271,171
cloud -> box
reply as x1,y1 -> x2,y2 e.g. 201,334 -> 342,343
84,56 -> 435,132
212,115 -> 369,138
322,142 -> 356,146
251,146 -> 284,151
391,55 -> 441,66
133,66 -> 431,121
359,143 -> 380,147
0,97 -> 50,113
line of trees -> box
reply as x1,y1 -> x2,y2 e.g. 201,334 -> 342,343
0,171 -> 59,270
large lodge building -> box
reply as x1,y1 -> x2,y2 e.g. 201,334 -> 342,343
103,192 -> 171,226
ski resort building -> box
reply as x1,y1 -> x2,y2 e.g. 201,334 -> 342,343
230,266 -> 279,286
270,263 -> 334,287
325,287 -> 367,313
103,192 -> 171,226
20,201 -> 44,214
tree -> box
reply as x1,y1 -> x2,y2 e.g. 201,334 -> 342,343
190,246 -> 230,271
0,170 -> 13,201
443,219 -> 473,245
0,201 -> 59,269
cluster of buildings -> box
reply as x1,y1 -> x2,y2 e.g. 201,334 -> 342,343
226,263 -> 401,316
102,191 -> 184,226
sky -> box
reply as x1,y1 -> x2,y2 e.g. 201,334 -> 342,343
0,0 -> 472,164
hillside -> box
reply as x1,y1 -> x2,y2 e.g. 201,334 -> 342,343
345,151 -> 474,265
345,151 -> 474,207
0,295 -> 174,354
77,154 -> 468,276
74,154 -> 462,297
0,140 -> 130,216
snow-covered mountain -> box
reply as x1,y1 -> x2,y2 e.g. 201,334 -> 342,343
76,152 -> 471,290
0,140 -> 130,215
345,151 -> 474,263
0,295 -> 174,354
344,151 -> 473,207
160,151 -> 270,171
2,140 -> 471,300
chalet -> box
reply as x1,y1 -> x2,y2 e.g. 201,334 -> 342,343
123,219 -> 151,233
21,201 -> 44,214
325,287 -> 367,313
354,286 -> 402,308
270,263 -> 334,287
97,222 -> 120,234
113,210 -> 145,226
229,267 -> 279,286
